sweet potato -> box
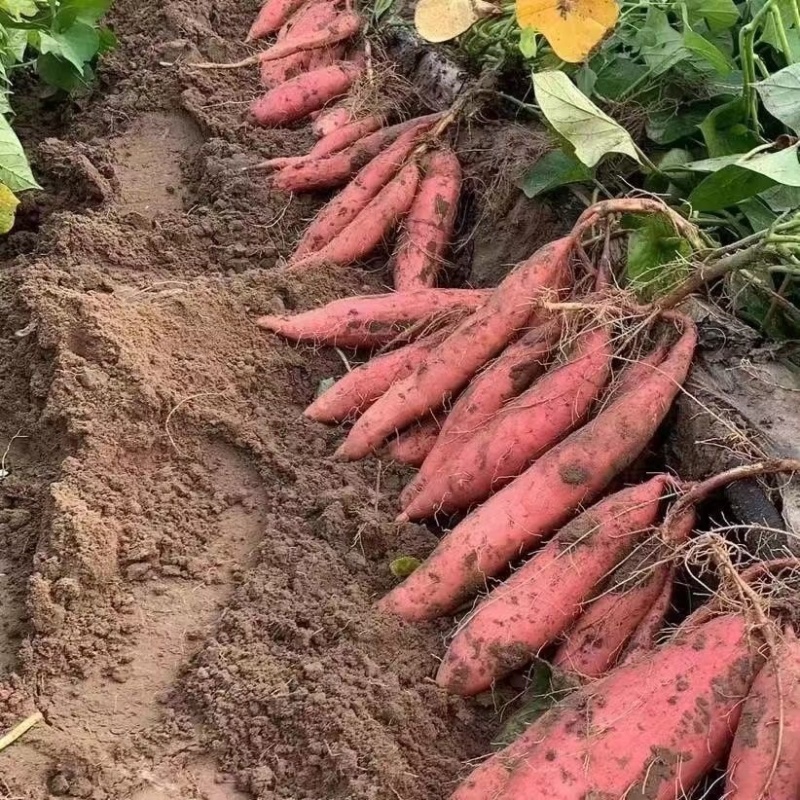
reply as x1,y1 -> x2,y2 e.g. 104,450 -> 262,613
305,326 -> 453,423
252,61 -> 363,127
401,322 -> 612,520
385,416 -> 443,466
621,564 -> 675,664
274,113 -> 441,193
336,236 -> 577,461
436,476 -> 670,696
311,105 -> 352,137
258,11 -> 361,62
393,148 -> 462,291
377,315 -> 697,621
400,317 -> 561,509
247,0 -> 307,40
308,114 -> 385,158
554,508 -> 695,679
452,611 -> 761,800
257,289 -> 492,349
725,630 -> 800,800
291,119 -> 439,257
289,161 -> 420,270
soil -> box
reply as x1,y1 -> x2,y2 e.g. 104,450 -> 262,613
0,1 -> 566,798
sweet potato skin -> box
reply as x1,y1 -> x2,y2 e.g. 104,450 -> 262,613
289,161 -> 420,270
290,117 -> 441,253
305,328 -> 452,423
401,321 -> 612,519
393,148 -> 462,291
247,0 -> 307,40
251,62 -> 363,127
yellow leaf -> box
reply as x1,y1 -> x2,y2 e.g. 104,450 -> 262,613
415,0 -> 499,43
0,184 -> 19,235
516,0 -> 619,63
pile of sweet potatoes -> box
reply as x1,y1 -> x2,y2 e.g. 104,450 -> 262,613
193,0 -> 469,280
452,560 -> 800,800
257,184 -> 800,795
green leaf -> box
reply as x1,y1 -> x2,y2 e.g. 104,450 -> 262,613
635,8 -> 690,76
699,97 -> 760,157
532,70 -> 641,168
0,182 -> 19,233
592,56 -> 650,100
687,145 -> 800,210
519,149 -> 592,198
3,27 -> 28,64
0,114 -> 38,192
35,23 -> 100,73
372,0 -> 394,22
760,183 -> 800,212
492,661 -> 556,750
0,0 -> 38,20
683,29 -> 731,75
756,65 -> 800,134
390,557 -> 421,578
758,0 -> 800,60
684,0 -> 739,31
97,25 -> 116,54
646,102 -> 715,144
737,197 -> 778,233
56,0 -> 113,24
518,27 -> 537,60
35,52 -> 86,91
626,214 -> 693,300
644,148 -> 695,195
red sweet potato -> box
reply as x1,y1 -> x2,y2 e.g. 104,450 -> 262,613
247,0 -> 307,40
291,118 -> 439,257
385,415 -> 444,466
392,148 -> 462,291
554,508 -> 695,679
304,326 -> 453,423
621,564 -> 675,664
311,104 -> 352,137
452,612 -> 761,800
725,629 -> 800,800
257,11 -> 360,62
251,61 -> 363,126
257,288 -> 492,349
308,114 -> 385,158
273,113 -> 441,193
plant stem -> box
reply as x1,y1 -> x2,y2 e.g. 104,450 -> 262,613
674,459 -> 800,519
740,0 -> 777,130
656,241 -> 766,309
770,5 -> 794,64
792,0 -> 800,36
